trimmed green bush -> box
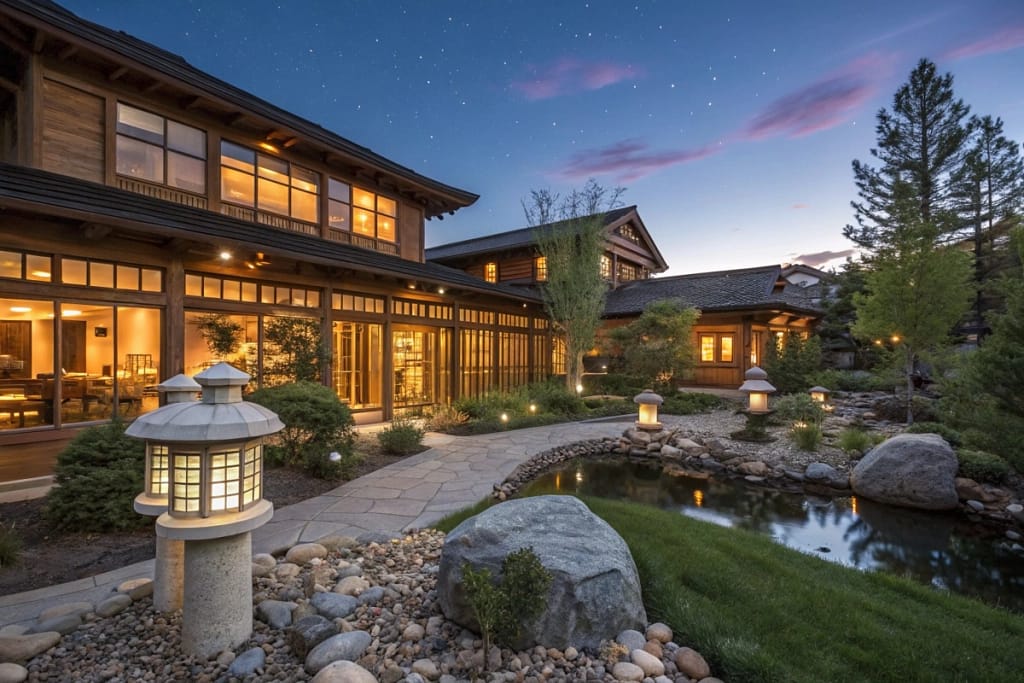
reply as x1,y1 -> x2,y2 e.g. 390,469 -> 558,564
378,417 -> 425,455
248,381 -> 355,478
762,332 -> 822,394
662,392 -> 724,415
771,393 -> 824,424
588,373 -> 645,397
956,449 -> 1011,483
44,419 -> 147,532
905,421 -> 962,447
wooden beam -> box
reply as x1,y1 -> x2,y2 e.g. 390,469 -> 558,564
31,30 -> 45,53
80,223 -> 112,240
226,112 -> 246,127
0,76 -> 18,94
57,44 -> 78,61
144,80 -> 163,94
0,17 -> 29,44
182,96 -> 203,110
282,137 -> 299,148
265,130 -> 285,141
108,66 -> 129,82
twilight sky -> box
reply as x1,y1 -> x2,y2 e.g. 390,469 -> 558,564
62,0 -> 1024,275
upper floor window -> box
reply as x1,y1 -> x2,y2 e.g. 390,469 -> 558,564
484,262 -> 498,283
599,255 -> 612,279
116,103 -> 207,193
220,142 -> 318,223
535,256 -> 547,282
328,179 -> 397,243
617,262 -> 640,282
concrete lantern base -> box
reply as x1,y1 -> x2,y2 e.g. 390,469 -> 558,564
153,536 -> 184,613
180,531 -> 253,659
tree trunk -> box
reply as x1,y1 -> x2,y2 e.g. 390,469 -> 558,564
904,347 -> 916,425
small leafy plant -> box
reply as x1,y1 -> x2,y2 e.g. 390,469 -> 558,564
462,547 -> 553,662
956,449 -> 1011,484
423,404 -> 470,432
790,421 -> 822,451
838,427 -> 876,455
377,416 -> 425,455
0,523 -> 21,568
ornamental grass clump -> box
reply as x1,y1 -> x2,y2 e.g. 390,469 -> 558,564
0,523 -> 21,568
377,416 -> 425,455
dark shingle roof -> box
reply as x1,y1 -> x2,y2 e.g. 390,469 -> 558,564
603,265 -> 823,317
425,206 -> 637,260
1,0 -> 477,216
0,163 -> 540,303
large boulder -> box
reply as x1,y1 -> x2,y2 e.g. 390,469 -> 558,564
437,495 -> 646,650
851,434 -> 958,510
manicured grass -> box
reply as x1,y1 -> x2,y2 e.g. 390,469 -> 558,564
435,496 -> 1024,682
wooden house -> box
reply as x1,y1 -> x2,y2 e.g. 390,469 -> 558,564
0,0 -> 554,465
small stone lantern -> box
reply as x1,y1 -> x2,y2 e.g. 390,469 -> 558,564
738,366 -> 775,414
126,362 -> 283,659
132,373 -> 201,613
633,389 -> 663,430
809,386 -> 831,404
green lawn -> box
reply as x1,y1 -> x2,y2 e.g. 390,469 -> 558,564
435,496 -> 1024,683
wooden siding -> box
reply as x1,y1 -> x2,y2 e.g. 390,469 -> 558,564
40,78 -> 103,183
399,201 -> 423,262
499,256 -> 533,282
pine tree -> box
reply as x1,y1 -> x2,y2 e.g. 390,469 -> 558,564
844,59 -> 971,251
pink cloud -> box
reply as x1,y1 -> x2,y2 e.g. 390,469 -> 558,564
946,25 -> 1024,60
512,58 -> 638,100
556,139 -> 720,181
741,54 -> 892,140
790,249 -> 857,268
791,203 -> 809,210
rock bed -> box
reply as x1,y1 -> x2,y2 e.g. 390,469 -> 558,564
8,532 -> 721,683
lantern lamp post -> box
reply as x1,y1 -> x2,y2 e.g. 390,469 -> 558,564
809,385 -> 831,404
132,373 -> 201,613
734,366 -> 776,442
126,362 -> 283,659
633,389 -> 664,430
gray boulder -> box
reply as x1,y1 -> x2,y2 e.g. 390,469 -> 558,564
804,462 -> 849,489
228,647 -> 266,677
287,615 -> 339,658
310,593 -> 359,620
851,434 -> 959,510
256,599 -> 296,629
437,495 -> 646,650
305,631 -> 373,675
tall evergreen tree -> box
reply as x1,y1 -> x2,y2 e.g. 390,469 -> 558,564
951,115 -> 1024,332
845,59 -> 971,251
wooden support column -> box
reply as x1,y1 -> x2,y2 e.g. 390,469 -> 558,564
165,257 -> 185,378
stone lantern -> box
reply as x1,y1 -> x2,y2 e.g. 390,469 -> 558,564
809,386 -> 831,404
633,389 -> 664,430
132,373 -> 201,613
126,362 -> 283,659
738,366 -> 775,414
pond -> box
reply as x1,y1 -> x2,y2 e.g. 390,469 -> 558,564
523,459 -> 1024,612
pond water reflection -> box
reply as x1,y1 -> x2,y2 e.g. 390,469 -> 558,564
523,460 -> 1024,612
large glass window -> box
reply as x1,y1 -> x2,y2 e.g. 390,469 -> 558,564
332,180 -> 398,243
220,142 -> 319,223
393,328 -> 436,408
184,312 -> 258,378
116,103 -> 206,193
332,321 -> 382,409
0,298 -> 54,430
484,262 -> 498,283
460,327 -> 493,398
699,333 -> 735,364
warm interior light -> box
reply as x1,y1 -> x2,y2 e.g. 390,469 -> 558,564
30,271 -> 51,279
258,142 -> 278,153
693,490 -> 704,508
437,287 -> 445,295
575,470 -> 584,483
219,250 -> 232,261
638,403 -> 659,426
748,391 -> 769,413
62,309 -> 82,317
10,306 -> 31,313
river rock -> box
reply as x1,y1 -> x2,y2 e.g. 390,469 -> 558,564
412,658 -> 440,679
28,614 -> 81,636
286,543 -> 328,564
95,593 -> 133,618
437,495 -> 646,650
403,623 -> 425,641
316,534 -> 359,552
1008,503 -> 1024,524
287,615 -> 339,658
333,575 -> 370,596
737,461 -> 770,477
256,599 -> 297,629
0,632 -> 61,663
253,553 -> 277,577
276,562 -> 302,580
645,622 -> 673,643
312,660 -> 378,683
228,647 -> 266,677
357,586 -> 385,605
611,661 -> 645,681
631,648 -> 665,676
117,577 -> 154,600
851,434 -> 959,510
305,631 -> 373,674
616,629 -> 646,652
37,602 -> 92,623
805,462 -> 848,488
675,647 -> 711,679
311,592 -> 359,620
0,663 -> 28,683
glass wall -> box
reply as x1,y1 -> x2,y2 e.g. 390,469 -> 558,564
393,328 -> 436,408
459,327 -> 493,398
332,321 -> 382,409
0,297 -> 54,430
184,311 -> 258,379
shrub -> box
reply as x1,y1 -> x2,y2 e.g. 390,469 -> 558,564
905,421 -> 962,447
423,404 -> 470,432
589,373 -> 645,397
0,524 -> 21,568
837,428 -> 876,455
462,547 -> 553,659
248,382 -> 354,478
871,395 -> 939,423
956,449 -> 1011,484
771,393 -> 824,424
791,422 -> 822,451
531,383 -> 585,416
44,419 -> 147,532
377,417 -> 425,455
662,392 -> 724,415
762,332 -> 823,394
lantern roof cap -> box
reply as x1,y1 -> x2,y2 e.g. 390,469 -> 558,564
125,401 -> 283,442
738,366 -> 775,394
808,385 -> 831,394
194,361 -> 251,387
158,374 -> 201,393
633,389 -> 664,405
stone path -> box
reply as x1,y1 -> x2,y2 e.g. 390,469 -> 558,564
0,418 -> 634,628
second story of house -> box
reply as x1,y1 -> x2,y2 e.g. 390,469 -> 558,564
0,0 -> 477,263
425,206 -> 668,289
